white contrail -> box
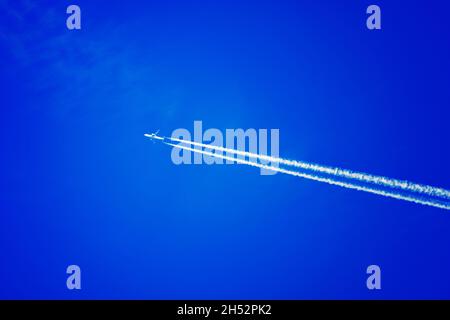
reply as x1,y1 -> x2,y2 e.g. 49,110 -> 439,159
164,142 -> 450,210
168,136 -> 450,200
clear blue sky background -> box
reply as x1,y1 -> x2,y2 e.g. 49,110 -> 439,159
1,0 -> 449,299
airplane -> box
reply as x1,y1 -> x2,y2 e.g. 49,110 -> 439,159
144,130 -> 164,142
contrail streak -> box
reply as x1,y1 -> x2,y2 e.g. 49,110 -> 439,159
168,136 -> 450,200
164,142 -> 450,210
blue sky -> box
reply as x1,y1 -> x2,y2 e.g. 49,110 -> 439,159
1,0 -> 449,299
